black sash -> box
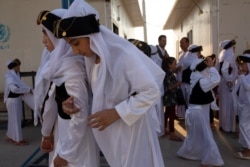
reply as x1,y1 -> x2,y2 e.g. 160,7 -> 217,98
8,91 -> 21,98
55,83 -> 71,120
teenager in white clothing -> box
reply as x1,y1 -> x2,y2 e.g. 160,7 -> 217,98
37,9 -> 99,167
177,57 -> 224,167
54,0 -> 165,166
233,54 -> 250,159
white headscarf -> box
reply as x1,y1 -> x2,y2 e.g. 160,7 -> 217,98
182,44 -> 200,70
61,0 -> 165,117
218,40 -> 235,63
34,9 -> 86,125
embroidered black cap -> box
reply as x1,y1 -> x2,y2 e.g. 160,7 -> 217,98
237,55 -> 250,64
37,10 -> 61,33
54,14 -> 100,38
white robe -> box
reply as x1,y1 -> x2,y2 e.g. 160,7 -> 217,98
176,51 -> 187,118
177,67 -> 224,166
150,45 -> 165,136
218,48 -> 238,132
232,74 -> 250,149
4,70 -> 31,142
61,1 -> 165,166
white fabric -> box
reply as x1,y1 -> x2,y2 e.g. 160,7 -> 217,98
62,0 -> 165,166
217,41 -> 238,132
176,51 -> 187,118
36,8 -> 99,166
180,48 -> 199,107
149,45 -> 165,136
177,65 -> 224,166
34,9 -> 67,126
232,73 -> 250,149
4,69 -> 32,142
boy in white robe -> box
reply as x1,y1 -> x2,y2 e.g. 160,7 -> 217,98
177,57 -> 224,166
233,54 -> 250,159
54,0 -> 165,166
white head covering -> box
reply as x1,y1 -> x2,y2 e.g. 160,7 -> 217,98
218,39 -> 235,63
182,44 -> 200,70
60,0 -> 165,130
34,8 -> 86,125
189,58 -> 209,90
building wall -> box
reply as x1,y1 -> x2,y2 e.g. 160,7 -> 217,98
172,0 -> 250,60
0,0 -> 140,92
0,0 -> 60,92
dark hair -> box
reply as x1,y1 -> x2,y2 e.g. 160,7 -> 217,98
243,49 -> 250,54
7,58 -> 21,70
158,35 -> 166,42
162,57 -> 176,72
195,60 -> 207,72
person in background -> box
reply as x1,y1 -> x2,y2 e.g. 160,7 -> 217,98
54,0 -> 165,166
180,44 -> 201,111
176,37 -> 190,119
4,58 -> 33,146
177,56 -> 224,167
36,9 -> 99,167
233,54 -> 250,159
156,35 -> 170,59
217,39 -> 238,133
162,57 -> 183,141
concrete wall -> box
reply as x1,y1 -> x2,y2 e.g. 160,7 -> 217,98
0,0 -> 60,92
172,0 -> 250,60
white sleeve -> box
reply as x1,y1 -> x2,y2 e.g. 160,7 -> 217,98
57,80 -> 90,162
200,67 -> 221,92
9,83 -> 30,94
41,84 -> 58,137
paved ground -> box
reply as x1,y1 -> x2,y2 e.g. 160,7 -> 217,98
0,118 -> 249,167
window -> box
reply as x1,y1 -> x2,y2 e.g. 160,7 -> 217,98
187,30 -> 193,44
113,23 -> 119,35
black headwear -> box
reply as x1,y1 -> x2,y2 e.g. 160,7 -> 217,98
223,39 -> 236,50
54,14 -> 100,38
236,55 -> 250,64
37,10 -> 61,33
7,59 -> 21,70
128,39 -> 151,57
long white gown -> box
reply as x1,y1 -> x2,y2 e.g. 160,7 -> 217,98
4,69 -> 32,142
177,66 -> 224,166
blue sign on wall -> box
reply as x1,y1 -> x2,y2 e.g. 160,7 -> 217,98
0,23 -> 10,50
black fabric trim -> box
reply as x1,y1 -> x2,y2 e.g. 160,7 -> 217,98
237,55 -> 250,63
54,14 -> 100,38
55,83 -> 71,120
189,81 -> 214,105
8,91 -> 21,98
37,11 -> 61,33
223,40 -> 236,49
